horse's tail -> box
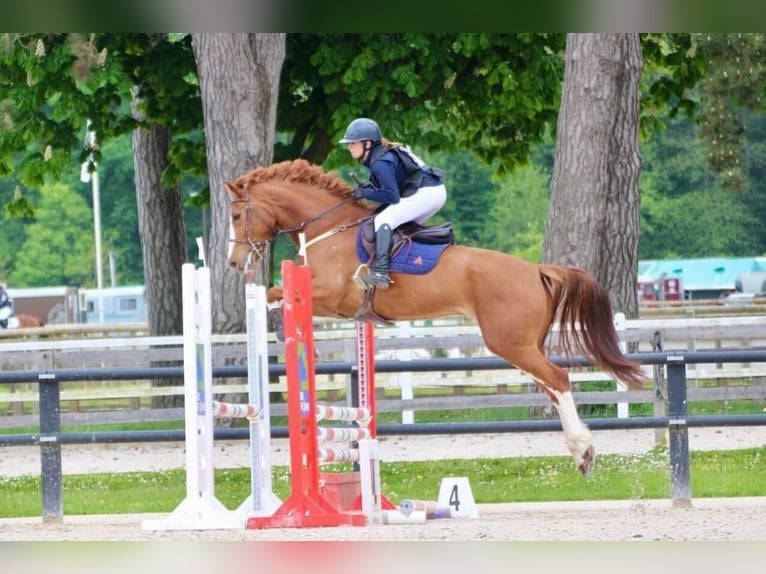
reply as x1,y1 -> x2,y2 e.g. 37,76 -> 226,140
539,264 -> 645,389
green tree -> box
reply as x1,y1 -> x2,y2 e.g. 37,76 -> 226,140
434,151 -> 498,247
0,183 -> 38,281
639,110 -> 766,259
640,185 -> 760,258
693,33 -> 766,191
2,33 -> 726,323
0,33 -> 201,339
277,33 -> 566,171
739,111 -> 766,252
489,162 -> 551,261
12,182 -> 93,286
85,135 -> 143,286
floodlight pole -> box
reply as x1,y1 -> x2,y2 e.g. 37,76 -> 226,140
82,121 -> 105,325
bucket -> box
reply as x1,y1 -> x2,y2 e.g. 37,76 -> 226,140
319,471 -> 361,511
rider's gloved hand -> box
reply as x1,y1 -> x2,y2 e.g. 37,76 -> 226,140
351,187 -> 366,200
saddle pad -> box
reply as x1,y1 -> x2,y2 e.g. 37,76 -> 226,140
356,230 -> 452,275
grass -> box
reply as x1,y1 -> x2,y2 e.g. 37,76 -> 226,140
2,385 -> 764,518
1,447 -> 764,518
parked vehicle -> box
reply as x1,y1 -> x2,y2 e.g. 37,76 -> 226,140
78,286 -> 147,324
4,285 -> 146,325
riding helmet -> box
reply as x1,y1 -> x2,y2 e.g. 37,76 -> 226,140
339,118 -> 382,144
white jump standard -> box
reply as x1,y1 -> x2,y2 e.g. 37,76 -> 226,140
142,263 -> 279,531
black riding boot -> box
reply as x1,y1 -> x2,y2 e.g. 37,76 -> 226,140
361,224 -> 393,289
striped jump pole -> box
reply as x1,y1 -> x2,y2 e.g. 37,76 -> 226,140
343,318 -> 396,516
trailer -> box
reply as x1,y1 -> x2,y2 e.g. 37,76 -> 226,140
4,286 -> 79,324
78,286 -> 147,324
3,285 -> 147,325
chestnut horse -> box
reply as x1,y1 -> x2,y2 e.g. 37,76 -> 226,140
1,313 -> 45,328
225,159 -> 645,476
16,314 -> 45,328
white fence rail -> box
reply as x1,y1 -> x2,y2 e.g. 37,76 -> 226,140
2,315 -> 766,417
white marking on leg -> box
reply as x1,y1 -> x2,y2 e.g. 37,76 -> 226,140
552,389 -> 593,467
552,389 -> 584,436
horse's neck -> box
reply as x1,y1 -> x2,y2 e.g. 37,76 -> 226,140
274,188 -> 366,237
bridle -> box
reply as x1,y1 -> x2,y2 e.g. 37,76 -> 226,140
229,183 -> 364,264
229,196 -> 275,262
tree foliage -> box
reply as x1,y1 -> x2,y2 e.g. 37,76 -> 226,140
0,34 -> 204,293
0,33 -> 201,200
639,111 -> 766,259
487,162 -> 550,262
692,33 -> 766,191
11,182 -> 94,286
277,33 -> 566,172
429,150 -> 498,247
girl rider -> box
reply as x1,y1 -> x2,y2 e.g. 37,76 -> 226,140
339,117 -> 447,289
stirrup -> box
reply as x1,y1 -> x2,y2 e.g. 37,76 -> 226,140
360,272 -> 391,289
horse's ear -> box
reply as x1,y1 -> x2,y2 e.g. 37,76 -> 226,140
224,181 -> 241,201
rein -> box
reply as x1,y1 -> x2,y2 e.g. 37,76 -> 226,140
230,185 -> 364,260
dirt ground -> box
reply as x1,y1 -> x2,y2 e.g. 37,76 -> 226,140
1,426 -> 765,541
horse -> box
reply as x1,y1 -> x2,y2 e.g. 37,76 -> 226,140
15,314 -> 45,328
225,158 -> 645,476
1,313 -> 45,329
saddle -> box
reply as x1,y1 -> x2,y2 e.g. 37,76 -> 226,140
359,217 -> 455,260
354,217 -> 455,326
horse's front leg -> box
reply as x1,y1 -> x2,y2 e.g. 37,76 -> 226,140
266,286 -> 283,304
266,286 -> 285,341
265,285 -> 321,358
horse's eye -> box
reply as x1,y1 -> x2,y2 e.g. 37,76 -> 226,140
232,214 -> 240,222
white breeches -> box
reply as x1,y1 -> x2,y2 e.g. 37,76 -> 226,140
373,184 -> 447,231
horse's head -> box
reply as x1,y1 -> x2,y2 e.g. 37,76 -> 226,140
225,159 -> 360,271
225,176 -> 275,271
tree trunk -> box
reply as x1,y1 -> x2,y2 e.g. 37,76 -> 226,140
192,34 -> 285,423
191,33 -> 285,333
132,89 -> 188,408
543,33 -> 642,319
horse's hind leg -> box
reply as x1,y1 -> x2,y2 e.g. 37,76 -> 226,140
497,346 -> 595,476
538,379 -> 595,477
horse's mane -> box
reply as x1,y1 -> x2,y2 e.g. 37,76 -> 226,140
241,159 -> 353,198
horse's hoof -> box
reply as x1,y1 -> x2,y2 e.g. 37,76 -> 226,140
578,445 -> 596,477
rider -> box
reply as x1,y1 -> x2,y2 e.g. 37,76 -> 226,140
0,285 -> 12,328
339,117 -> 447,289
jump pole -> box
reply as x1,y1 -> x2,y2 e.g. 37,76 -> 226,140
142,263 -> 279,531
